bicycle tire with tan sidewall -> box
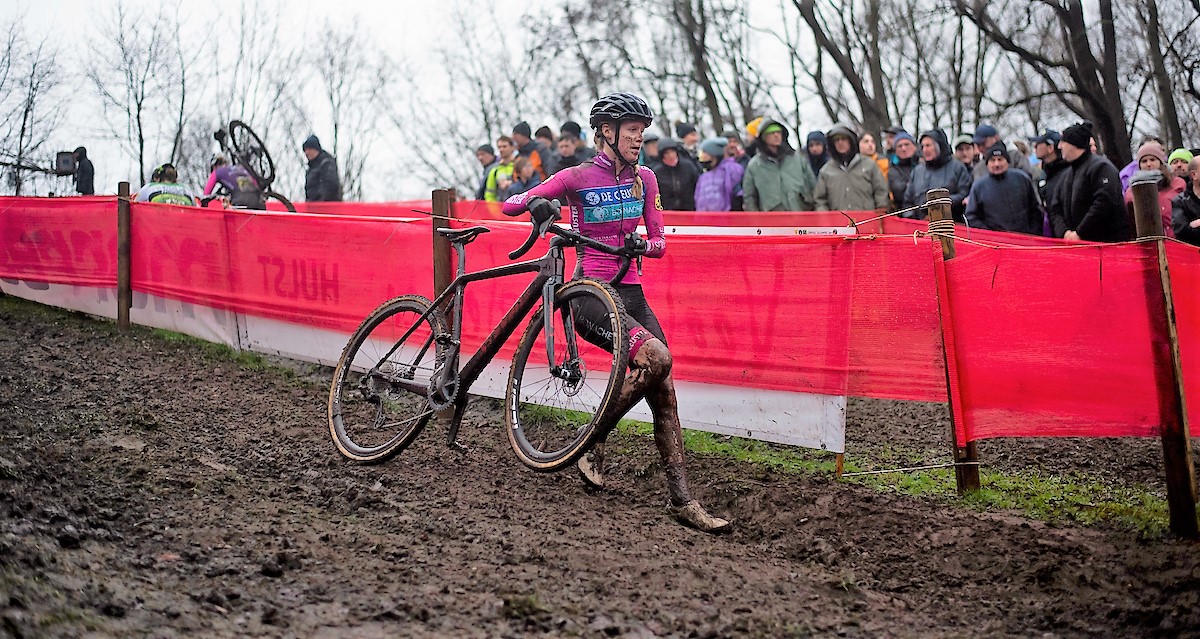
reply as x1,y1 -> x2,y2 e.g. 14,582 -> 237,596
506,278 -> 629,472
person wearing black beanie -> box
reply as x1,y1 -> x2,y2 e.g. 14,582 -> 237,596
1060,122 -> 1093,151
302,134 -> 341,201
964,141 -> 1041,234
1049,122 -> 1130,242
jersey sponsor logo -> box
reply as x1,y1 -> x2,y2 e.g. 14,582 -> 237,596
580,184 -> 642,223
654,193 -> 662,211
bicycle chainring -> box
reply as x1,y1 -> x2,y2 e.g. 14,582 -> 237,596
427,359 -> 459,411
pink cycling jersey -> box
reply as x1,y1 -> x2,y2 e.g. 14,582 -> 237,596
501,152 -> 665,285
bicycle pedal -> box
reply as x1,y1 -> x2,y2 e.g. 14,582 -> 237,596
449,439 -> 469,454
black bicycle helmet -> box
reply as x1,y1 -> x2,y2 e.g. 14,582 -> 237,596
589,92 -> 654,130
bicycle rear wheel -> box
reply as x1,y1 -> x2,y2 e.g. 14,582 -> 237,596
506,278 -> 628,471
228,120 -> 276,187
328,295 -> 444,463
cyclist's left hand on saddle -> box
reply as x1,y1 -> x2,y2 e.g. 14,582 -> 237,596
527,197 -> 560,236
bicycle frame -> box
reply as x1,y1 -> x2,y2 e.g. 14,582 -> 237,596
366,220 -> 632,450
403,235 -> 570,449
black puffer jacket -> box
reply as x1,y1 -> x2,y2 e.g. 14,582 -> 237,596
1171,188 -> 1200,246
902,129 -> 973,218
1037,156 -> 1070,210
1049,151 -> 1130,242
888,155 -> 917,208
305,150 -> 342,202
654,138 -> 700,211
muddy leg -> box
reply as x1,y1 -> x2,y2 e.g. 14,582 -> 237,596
642,350 -> 732,534
644,371 -> 690,506
578,339 -> 672,488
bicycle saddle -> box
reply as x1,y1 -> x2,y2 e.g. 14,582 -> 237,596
436,225 -> 490,245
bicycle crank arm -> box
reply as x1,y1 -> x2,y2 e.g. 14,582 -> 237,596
445,396 -> 470,453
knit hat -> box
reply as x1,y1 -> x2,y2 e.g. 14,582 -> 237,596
807,130 -> 827,145
699,136 -> 728,159
1169,148 -> 1194,164
1060,122 -> 1093,150
302,135 -> 321,151
952,134 -> 974,149
984,142 -> 1008,161
477,144 -> 495,155
745,117 -> 764,138
642,131 -> 659,143
512,121 -> 532,138
1137,141 -> 1167,164
675,121 -> 697,138
885,125 -> 906,135
760,122 -> 784,137
894,132 -> 916,146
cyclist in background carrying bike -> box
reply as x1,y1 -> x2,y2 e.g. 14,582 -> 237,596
203,154 -> 265,209
501,92 -> 732,534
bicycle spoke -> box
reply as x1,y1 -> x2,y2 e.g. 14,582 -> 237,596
329,296 -> 442,462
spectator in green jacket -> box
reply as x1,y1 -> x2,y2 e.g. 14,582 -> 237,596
484,136 -> 517,202
742,118 -> 816,211
813,123 -> 889,212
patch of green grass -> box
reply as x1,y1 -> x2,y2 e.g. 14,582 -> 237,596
964,470 -> 1170,536
501,593 -> 550,622
149,328 -> 296,377
609,418 -> 1179,537
37,608 -> 101,631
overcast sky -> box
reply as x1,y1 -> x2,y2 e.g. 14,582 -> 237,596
16,0 -> 797,199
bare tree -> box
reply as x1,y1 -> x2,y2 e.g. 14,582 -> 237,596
0,19 -> 64,195
388,3 -> 528,196
793,0 -> 892,137
84,2 -> 179,185
308,20 -> 393,200
953,0 -> 1134,165
205,0 -> 308,196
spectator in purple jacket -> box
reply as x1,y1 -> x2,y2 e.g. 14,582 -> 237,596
694,136 -> 744,211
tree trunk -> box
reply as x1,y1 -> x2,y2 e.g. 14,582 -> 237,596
1141,0 -> 1183,148
794,0 -> 891,135
673,0 -> 725,131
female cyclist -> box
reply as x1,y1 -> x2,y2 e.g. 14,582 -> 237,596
502,93 -> 732,534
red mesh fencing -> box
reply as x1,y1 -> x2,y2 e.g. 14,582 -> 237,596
3,195 -> 1195,442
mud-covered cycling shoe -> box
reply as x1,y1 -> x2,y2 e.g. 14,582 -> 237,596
577,452 -> 605,489
670,500 -> 733,534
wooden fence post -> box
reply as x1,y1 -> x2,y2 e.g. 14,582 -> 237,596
926,187 -> 981,494
431,188 -> 456,319
117,182 -> 131,332
1130,176 -> 1198,540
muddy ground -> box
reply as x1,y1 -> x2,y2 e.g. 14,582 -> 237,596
1,298 -> 1198,638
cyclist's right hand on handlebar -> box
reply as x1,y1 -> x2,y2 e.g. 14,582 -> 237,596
624,232 -> 649,256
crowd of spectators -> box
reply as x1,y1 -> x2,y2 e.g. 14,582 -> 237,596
475,115 -> 1200,246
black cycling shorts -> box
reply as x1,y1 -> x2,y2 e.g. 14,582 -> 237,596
572,283 -> 666,361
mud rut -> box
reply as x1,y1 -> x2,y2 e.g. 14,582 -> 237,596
1,300 -> 1198,638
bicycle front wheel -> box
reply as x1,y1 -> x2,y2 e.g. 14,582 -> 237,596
329,295 -> 444,463
506,278 -> 629,472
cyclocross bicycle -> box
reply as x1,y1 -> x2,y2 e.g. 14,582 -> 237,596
207,120 -> 296,212
327,205 -> 644,471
